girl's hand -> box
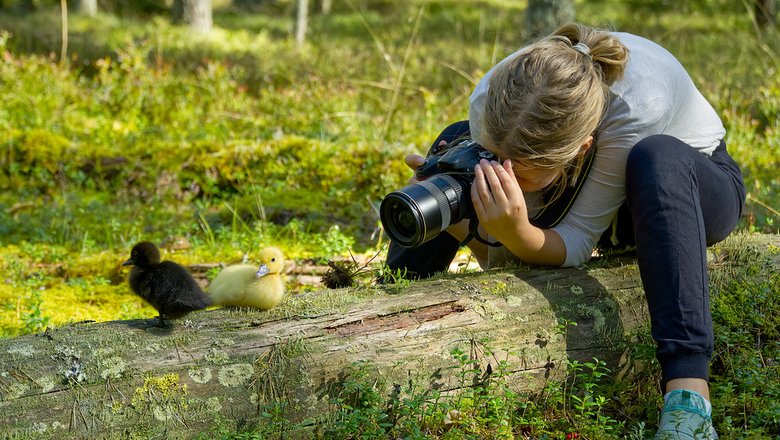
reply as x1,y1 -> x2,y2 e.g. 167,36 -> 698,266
404,153 -> 426,184
404,140 -> 446,184
471,159 -> 532,244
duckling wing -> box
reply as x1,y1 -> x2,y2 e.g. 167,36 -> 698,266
243,275 -> 286,310
207,265 -> 259,306
162,294 -> 213,319
134,262 -> 204,314
128,267 -> 153,301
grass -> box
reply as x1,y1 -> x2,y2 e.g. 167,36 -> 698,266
0,0 -> 779,437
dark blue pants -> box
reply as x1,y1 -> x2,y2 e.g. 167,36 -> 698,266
623,134 -> 745,385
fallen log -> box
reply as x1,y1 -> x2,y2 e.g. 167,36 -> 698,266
0,233 -> 776,439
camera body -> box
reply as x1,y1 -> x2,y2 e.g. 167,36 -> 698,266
380,139 -> 498,248
415,139 -> 497,178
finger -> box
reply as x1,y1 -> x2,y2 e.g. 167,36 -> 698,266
473,162 -> 494,205
403,154 -> 426,183
481,160 -> 508,205
471,178 -> 485,219
404,154 -> 425,170
494,159 -> 522,202
503,159 -> 513,173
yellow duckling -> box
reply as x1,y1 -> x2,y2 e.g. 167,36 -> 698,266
207,247 -> 286,310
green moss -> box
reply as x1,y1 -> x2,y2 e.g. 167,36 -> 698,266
272,287 -> 378,319
486,280 -> 509,296
0,4 -> 776,438
132,373 -> 188,407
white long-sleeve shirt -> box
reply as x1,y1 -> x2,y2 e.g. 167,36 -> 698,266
469,32 -> 725,267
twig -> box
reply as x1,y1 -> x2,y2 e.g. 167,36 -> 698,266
747,194 -> 780,219
173,340 -> 182,362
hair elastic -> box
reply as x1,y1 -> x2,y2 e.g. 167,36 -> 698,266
571,42 -> 591,58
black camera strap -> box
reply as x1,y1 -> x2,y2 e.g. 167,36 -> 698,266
529,144 -> 596,229
459,217 -> 502,248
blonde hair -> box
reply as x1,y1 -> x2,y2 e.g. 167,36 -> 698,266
482,22 -> 628,200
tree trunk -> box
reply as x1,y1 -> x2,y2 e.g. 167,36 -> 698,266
321,0 -> 332,15
1,234 -> 777,438
525,0 -> 575,40
76,0 -> 97,16
296,0 -> 309,49
172,0 -> 213,35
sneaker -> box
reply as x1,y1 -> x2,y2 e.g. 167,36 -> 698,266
654,389 -> 718,439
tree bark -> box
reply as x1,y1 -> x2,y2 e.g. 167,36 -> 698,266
296,0 -> 309,49
321,0 -> 332,15
172,0 -> 213,35
76,0 -> 97,16
1,234 -> 777,438
525,0 -> 575,40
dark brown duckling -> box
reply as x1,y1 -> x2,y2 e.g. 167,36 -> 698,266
122,241 -> 211,327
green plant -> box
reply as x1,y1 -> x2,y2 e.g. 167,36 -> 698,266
317,225 -> 356,258
373,264 -> 411,289
627,421 -> 650,440
322,360 -> 393,438
21,288 -> 50,334
709,264 -> 780,437
309,339 -> 635,439
565,359 -> 622,437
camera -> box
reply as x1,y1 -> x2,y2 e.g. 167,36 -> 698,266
380,138 -> 498,248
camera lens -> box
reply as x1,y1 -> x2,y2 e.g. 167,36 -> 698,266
385,197 -> 419,240
380,174 -> 470,248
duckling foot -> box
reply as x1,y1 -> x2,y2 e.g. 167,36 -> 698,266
147,315 -> 172,328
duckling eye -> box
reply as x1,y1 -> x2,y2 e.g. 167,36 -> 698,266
271,258 -> 276,262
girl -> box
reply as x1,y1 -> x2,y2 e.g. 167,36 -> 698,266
388,23 -> 745,439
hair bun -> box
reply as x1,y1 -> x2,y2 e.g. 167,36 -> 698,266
553,23 -> 628,85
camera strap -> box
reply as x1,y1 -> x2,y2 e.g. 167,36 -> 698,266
459,218 -> 502,248
529,144 -> 597,229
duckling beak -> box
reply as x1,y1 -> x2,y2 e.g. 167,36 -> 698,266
121,258 -> 134,267
255,264 -> 269,278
